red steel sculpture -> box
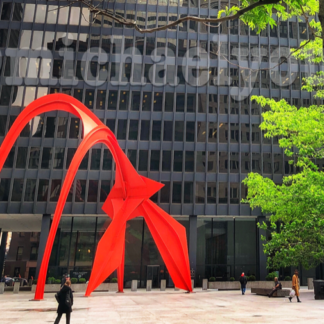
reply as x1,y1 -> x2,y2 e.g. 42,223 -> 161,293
0,94 -> 192,299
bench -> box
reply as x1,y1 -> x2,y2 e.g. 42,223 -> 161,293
251,288 -> 290,297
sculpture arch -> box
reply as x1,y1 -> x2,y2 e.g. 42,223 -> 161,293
0,94 -> 192,299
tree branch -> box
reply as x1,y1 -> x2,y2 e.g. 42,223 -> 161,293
78,0 -> 281,34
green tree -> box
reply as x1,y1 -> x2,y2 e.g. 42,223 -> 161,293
243,93 -> 324,269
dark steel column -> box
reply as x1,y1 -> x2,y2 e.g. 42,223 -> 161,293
0,230 -> 8,277
189,215 -> 197,280
36,214 -> 51,279
257,216 -> 267,280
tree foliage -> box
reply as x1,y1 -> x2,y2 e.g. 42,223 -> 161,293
243,94 -> 324,269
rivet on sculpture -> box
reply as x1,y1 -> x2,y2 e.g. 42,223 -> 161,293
0,94 -> 193,299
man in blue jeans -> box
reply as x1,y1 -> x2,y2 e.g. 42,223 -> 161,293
239,273 -> 247,295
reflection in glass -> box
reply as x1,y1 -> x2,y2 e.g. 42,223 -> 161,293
16,147 -> 28,168
25,179 -> 36,201
100,180 -> 110,202
35,5 -> 46,23
53,148 -> 65,169
41,147 -> 52,169
4,147 -> 14,168
12,179 -> 23,201
23,4 -> 35,22
50,179 -> 62,201
37,179 -> 49,201
87,180 -> 98,202
20,30 -> 31,48
28,147 -> 40,169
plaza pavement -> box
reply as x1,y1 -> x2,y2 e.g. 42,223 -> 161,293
0,287 -> 322,324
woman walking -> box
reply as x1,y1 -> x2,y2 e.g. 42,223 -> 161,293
54,280 -> 73,324
289,269 -> 301,303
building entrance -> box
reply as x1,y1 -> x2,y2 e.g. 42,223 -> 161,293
146,265 -> 160,288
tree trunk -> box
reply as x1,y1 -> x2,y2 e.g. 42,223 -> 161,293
319,0 -> 324,55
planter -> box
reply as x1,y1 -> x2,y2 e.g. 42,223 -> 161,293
108,283 -> 118,292
207,281 -> 292,290
71,283 -> 87,292
208,281 -> 240,290
247,281 -> 292,289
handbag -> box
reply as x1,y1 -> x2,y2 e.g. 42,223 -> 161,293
289,289 -> 295,297
55,293 -> 59,303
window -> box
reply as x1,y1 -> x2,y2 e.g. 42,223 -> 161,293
152,121 -> 161,141
16,246 -> 23,261
37,179 -> 49,201
29,147 -> 40,169
1,3 -> 12,20
174,121 -> 184,141
11,179 -> 23,201
219,182 -> 227,203
184,182 -> 193,203
186,122 -> 195,142
108,91 -> 117,110
100,180 -> 110,202
87,180 -> 99,202
150,150 -> 160,171
162,151 -> 171,171
140,120 -> 150,140
172,182 -> 182,203
117,120 -> 127,140
90,149 -> 101,170
127,150 -> 137,169
196,182 -> 205,203
41,148 -> 52,169
173,151 -> 183,172
25,179 -> 36,201
16,147 -> 28,169
0,178 -> 10,201
185,151 -> 194,172
102,150 -> 112,170
160,181 -> 170,203
138,150 -> 148,171
30,246 -> 38,261
4,147 -> 14,168
163,121 -> 173,141
50,180 -> 61,202
129,120 -> 138,140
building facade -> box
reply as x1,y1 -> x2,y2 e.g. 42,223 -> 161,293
0,0 -> 322,286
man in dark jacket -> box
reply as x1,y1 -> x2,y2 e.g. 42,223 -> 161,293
54,280 -> 73,324
239,273 -> 247,295
268,277 -> 281,297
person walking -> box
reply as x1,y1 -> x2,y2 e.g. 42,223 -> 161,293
60,274 -> 67,289
239,273 -> 247,295
289,269 -> 301,303
54,280 -> 73,324
268,277 -> 281,297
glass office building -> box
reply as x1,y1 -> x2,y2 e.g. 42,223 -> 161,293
0,0 -> 321,286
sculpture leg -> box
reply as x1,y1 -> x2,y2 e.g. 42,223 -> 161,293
34,128 -> 109,300
85,198 -> 142,296
141,200 -> 192,292
117,235 -> 125,293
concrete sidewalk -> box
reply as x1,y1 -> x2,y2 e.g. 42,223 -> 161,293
0,288 -> 321,323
